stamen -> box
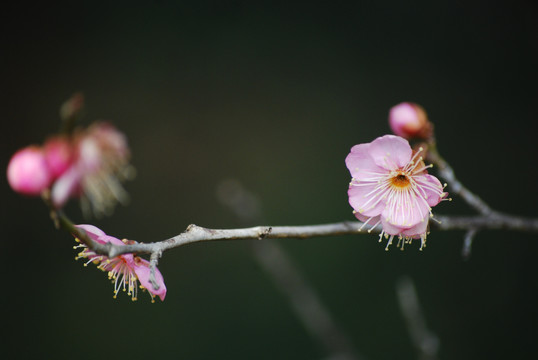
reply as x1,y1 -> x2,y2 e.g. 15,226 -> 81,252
385,235 -> 394,251
367,218 -> 381,233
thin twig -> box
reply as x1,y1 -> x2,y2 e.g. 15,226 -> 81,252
216,179 -> 362,360
426,142 -> 497,216
435,214 -> 538,232
396,276 -> 440,360
461,229 -> 478,260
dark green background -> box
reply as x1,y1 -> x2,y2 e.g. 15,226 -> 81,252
1,1 -> 537,359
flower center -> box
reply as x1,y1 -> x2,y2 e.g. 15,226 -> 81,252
391,173 -> 410,188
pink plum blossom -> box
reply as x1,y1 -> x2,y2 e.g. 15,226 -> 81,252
7,146 -> 52,196
50,122 -> 134,216
74,224 -> 166,302
389,102 -> 432,139
346,135 -> 447,250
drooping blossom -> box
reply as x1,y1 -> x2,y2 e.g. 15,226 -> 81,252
7,146 -> 52,196
50,122 -> 134,217
389,102 -> 432,139
346,135 -> 447,250
73,224 -> 166,302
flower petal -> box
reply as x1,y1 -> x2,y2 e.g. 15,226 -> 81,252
99,234 -> 127,247
381,214 -> 428,237
381,191 -> 430,229
348,183 -> 386,217
368,135 -> 412,170
75,224 -> 106,241
75,224 -> 126,246
133,258 -> 167,301
51,166 -> 81,208
401,217 -> 429,239
416,174 -> 445,207
345,143 -> 385,180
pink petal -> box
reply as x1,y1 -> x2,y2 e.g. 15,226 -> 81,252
354,212 -> 381,230
368,135 -> 412,170
400,217 -> 429,238
133,258 -> 167,301
381,192 -> 430,229
98,234 -> 127,247
75,224 -> 106,241
345,143 -> 386,180
348,184 -> 385,217
380,217 -> 407,236
353,211 -> 372,223
416,174 -> 445,207
74,224 -> 126,247
51,166 -> 81,208
381,214 -> 428,237
44,137 -> 73,179
78,137 -> 102,172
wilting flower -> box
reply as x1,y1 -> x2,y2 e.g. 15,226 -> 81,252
50,122 -> 134,217
7,146 -> 52,196
389,102 -> 432,140
73,224 -> 166,302
346,135 -> 447,250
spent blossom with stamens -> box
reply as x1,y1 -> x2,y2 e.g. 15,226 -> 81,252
73,224 -> 166,302
346,135 -> 447,250
50,122 -> 135,217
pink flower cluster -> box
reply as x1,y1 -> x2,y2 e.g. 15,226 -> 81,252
7,122 -> 133,216
346,135 -> 447,250
74,224 -> 166,302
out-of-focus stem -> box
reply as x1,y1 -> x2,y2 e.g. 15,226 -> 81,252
426,141 -> 496,216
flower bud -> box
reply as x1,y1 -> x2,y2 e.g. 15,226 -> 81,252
7,146 -> 52,196
388,102 -> 432,139
44,136 -> 74,179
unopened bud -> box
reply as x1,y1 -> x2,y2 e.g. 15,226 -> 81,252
7,146 -> 52,196
44,136 -> 74,179
389,102 -> 433,139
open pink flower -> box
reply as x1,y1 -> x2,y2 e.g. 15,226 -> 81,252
74,224 -> 166,302
50,122 -> 134,217
346,135 -> 447,250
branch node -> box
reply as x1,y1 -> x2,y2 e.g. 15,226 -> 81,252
258,227 -> 272,240
107,244 -> 120,258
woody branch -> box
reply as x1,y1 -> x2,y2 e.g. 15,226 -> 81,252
65,213 -> 538,260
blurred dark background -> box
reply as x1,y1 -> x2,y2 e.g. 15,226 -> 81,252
1,1 -> 537,359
